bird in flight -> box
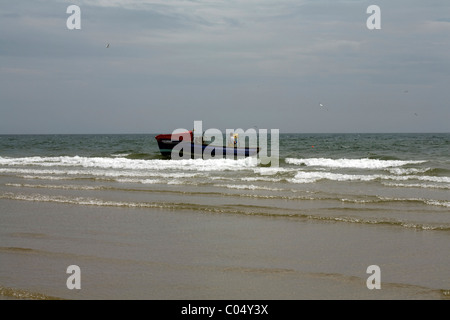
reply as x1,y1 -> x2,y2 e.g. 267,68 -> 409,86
319,103 -> 328,111
106,43 -> 110,48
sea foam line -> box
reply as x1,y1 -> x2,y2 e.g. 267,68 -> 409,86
0,168 -> 210,179
0,192 -> 179,209
3,167 -> 449,186
213,184 -> 284,191
0,156 -> 258,171
289,171 -> 450,184
1,192 -> 448,230
386,167 -> 431,175
0,192 -> 264,216
377,196 -> 450,208
5,183 -> 103,191
286,158 -> 426,169
382,182 -> 450,190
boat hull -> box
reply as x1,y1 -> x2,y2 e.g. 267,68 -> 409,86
155,136 -> 259,159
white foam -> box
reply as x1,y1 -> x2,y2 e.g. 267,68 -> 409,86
378,196 -> 450,208
289,171 -> 377,184
0,192 -> 160,209
0,167 -> 235,179
382,182 -> 450,190
415,175 -> 450,183
5,183 -> 101,190
0,156 -> 258,172
213,184 -> 283,191
425,200 -> 450,208
20,175 -> 74,181
285,157 -> 426,169
387,167 -> 431,175
114,178 -> 163,184
111,153 -> 130,157
289,170 -> 450,184
384,175 -> 450,184
253,167 -> 292,175
167,180 -> 186,185
240,177 -> 283,182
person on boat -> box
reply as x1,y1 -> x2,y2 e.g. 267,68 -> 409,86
227,133 -> 239,147
228,133 -> 234,147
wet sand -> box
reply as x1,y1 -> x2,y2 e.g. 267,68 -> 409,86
1,199 -> 449,300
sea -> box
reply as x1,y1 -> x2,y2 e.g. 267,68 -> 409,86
0,133 -> 449,300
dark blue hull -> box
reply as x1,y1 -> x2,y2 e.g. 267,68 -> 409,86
156,139 -> 259,159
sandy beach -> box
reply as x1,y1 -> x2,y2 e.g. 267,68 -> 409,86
1,198 -> 448,300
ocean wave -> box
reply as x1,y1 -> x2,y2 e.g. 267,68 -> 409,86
253,167 -> 293,175
382,182 -> 450,190
110,153 -> 130,157
5,183 -> 104,190
240,176 -> 283,182
2,192 -> 449,231
2,183 -> 311,201
308,214 -> 450,231
213,184 -> 284,191
0,168 -> 213,179
6,182 -> 448,208
285,158 -> 426,169
3,166 -> 449,188
115,178 -> 163,184
289,171 -> 377,183
386,167 -> 432,175
0,192 -> 272,216
377,196 -> 450,208
425,200 -> 450,208
0,156 -> 258,171
289,171 -> 450,184
0,192 -> 181,209
18,175 -> 78,181
338,196 -> 450,208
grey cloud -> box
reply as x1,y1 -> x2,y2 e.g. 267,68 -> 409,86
1,0 -> 449,133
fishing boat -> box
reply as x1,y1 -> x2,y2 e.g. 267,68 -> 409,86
155,131 -> 259,159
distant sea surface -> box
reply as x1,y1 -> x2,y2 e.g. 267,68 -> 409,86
1,133 -> 449,300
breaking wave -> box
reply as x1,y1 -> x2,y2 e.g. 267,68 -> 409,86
289,171 -> 450,184
1,192 -> 449,231
285,157 -> 426,169
0,156 -> 258,171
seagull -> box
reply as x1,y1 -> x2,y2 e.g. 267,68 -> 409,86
106,43 -> 110,48
319,103 -> 328,111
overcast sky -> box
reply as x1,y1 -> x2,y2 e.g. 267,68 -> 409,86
1,0 -> 449,134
